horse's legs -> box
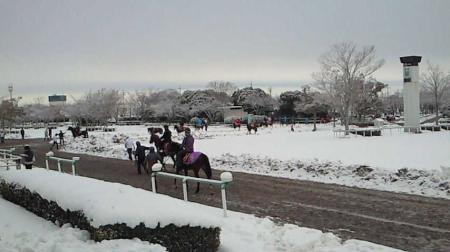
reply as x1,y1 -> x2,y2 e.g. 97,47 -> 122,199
194,168 -> 200,193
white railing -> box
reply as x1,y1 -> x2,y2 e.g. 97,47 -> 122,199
45,152 -> 80,175
150,165 -> 233,217
0,148 -> 22,170
332,127 -> 382,137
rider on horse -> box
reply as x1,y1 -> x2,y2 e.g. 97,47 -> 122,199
176,127 -> 194,170
160,125 -> 172,155
149,128 -> 163,154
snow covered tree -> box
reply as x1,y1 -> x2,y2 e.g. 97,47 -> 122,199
315,42 -> 384,134
232,87 -> 275,115
73,89 -> 121,125
207,81 -> 237,96
0,100 -> 23,129
294,86 -> 329,131
148,89 -> 182,121
179,90 -> 229,121
353,79 -> 386,121
278,91 -> 303,117
421,62 -> 450,124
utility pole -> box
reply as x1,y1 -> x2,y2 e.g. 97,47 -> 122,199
8,84 -> 13,101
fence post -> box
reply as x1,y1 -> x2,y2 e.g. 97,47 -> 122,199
151,164 -> 162,193
45,152 -> 54,170
57,160 -> 61,172
6,159 -> 9,170
220,172 -> 233,217
182,178 -> 188,201
15,158 -> 21,170
72,157 -> 80,175
151,173 -> 157,193
221,183 -> 228,217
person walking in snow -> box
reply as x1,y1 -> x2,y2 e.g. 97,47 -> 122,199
134,141 -> 150,175
124,137 -> 134,161
44,127 -> 49,141
50,134 -> 59,150
20,128 -> 25,139
58,130 -> 65,145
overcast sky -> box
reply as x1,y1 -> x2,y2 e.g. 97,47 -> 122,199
1,0 -> 450,103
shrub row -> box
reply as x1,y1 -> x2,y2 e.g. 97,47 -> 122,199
0,180 -> 220,252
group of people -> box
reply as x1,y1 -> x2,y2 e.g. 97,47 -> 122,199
47,129 -> 65,150
125,124 -> 195,175
0,128 -> 26,144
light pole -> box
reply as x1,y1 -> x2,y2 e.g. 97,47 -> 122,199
8,84 -> 13,101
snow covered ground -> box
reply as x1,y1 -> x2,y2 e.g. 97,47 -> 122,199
34,124 -> 449,199
0,198 -> 166,252
0,168 -> 403,252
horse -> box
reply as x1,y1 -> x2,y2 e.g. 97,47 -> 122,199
193,124 -> 204,131
68,126 -> 89,138
173,125 -> 185,134
246,123 -> 258,134
148,127 -> 163,134
161,141 -> 181,166
176,152 -> 212,193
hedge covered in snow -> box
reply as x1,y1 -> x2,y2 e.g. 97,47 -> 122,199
0,181 -> 220,251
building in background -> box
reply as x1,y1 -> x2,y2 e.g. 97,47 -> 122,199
48,95 -> 67,106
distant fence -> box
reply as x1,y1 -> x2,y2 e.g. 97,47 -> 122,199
150,166 -> 233,217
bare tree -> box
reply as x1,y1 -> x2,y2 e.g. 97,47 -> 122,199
316,42 -> 385,134
422,62 -> 450,125
207,81 -> 237,95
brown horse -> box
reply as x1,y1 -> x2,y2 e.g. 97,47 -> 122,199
161,141 -> 181,168
176,152 -> 212,193
68,126 -> 89,138
246,123 -> 258,134
173,125 -> 186,134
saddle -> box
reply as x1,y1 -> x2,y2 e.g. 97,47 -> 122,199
182,152 -> 201,165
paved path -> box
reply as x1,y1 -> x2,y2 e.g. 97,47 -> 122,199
2,139 -> 450,252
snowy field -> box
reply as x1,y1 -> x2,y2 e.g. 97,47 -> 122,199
10,123 -> 450,199
0,168 -> 403,252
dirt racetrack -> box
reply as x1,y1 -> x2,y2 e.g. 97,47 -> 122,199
3,139 -> 450,252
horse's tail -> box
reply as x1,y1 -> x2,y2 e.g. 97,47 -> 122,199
202,154 -> 212,179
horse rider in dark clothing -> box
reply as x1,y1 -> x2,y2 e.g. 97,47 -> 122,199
59,130 -> 65,145
176,127 -> 194,170
160,125 -> 172,144
134,141 -> 150,175
22,145 -> 34,169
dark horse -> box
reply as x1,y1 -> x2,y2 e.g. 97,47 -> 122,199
148,127 -> 163,134
173,125 -> 186,134
246,123 -> 258,134
176,152 -> 212,193
162,141 -> 181,166
68,126 -> 89,138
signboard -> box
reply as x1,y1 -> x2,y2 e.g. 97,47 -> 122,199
403,66 -> 411,83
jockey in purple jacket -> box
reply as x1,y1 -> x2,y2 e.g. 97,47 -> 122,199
176,127 -> 194,170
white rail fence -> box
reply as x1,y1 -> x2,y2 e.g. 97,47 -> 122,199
45,151 -> 80,175
150,165 -> 233,217
0,148 -> 22,170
